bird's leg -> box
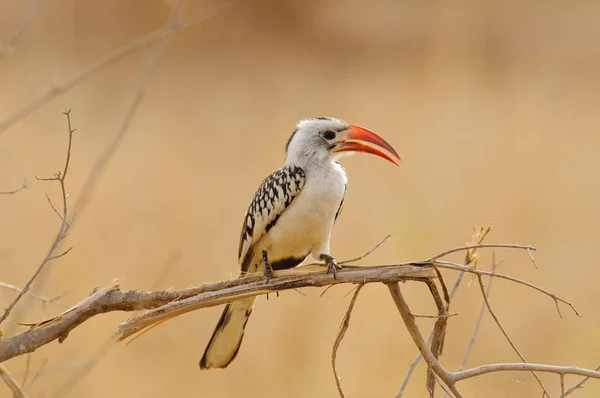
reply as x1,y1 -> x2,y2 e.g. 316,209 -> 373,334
262,249 -> 273,283
261,250 -> 279,299
320,254 -> 342,279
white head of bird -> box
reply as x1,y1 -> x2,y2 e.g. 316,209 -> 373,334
284,117 -> 401,169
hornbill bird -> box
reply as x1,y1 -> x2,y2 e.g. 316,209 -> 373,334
200,117 -> 401,369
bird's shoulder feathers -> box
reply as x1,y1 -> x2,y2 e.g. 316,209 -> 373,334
238,165 -> 306,272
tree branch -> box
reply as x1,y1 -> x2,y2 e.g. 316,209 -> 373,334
116,265 -> 434,342
425,279 -> 449,396
1,239 -> 595,397
0,265 -> 434,362
387,282 -> 462,397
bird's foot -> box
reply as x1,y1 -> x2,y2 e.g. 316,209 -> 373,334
320,254 -> 342,279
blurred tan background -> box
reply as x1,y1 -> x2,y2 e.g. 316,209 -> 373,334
1,0 -> 600,397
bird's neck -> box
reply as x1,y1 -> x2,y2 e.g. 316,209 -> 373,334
286,157 -> 344,180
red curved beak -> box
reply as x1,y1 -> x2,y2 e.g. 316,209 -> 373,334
331,124 -> 401,166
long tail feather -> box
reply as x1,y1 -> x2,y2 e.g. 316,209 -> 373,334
199,296 -> 256,369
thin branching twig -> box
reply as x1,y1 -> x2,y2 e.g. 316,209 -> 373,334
435,260 -> 579,317
21,353 -> 32,388
0,3 -> 231,135
6,1 -> 199,335
23,359 -> 47,392
338,235 -> 391,265
475,273 -> 550,396
0,0 -> 47,58
0,363 -> 29,398
0,110 -> 75,326
70,9 -> 176,219
397,225 -> 491,397
565,364 -> 600,396
451,253 -> 502,390
0,179 -> 28,195
0,282 -> 64,305
331,284 -> 364,398
429,243 -> 535,262
453,363 -> 600,381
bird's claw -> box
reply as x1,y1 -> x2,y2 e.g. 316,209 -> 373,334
321,254 -> 342,279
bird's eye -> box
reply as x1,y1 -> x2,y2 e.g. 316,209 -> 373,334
323,130 -> 336,140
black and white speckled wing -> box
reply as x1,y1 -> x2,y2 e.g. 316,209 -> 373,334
238,166 -> 306,272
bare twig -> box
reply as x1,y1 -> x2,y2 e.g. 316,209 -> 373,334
0,363 -> 29,398
305,235 -> 391,269
50,338 -> 116,398
475,273 -> 550,396
70,15 -> 172,219
458,254 -> 501,372
434,373 -> 455,397
413,313 -> 459,319
453,363 -> 600,381
319,238 -> 387,297
0,0 -> 47,58
430,243 -> 535,261
0,111 -> 75,326
332,284 -> 364,398
425,279 -> 449,395
9,2 -> 194,333
21,353 -> 32,387
23,359 -> 47,392
565,364 -> 600,396
338,235 -> 391,265
435,260 -> 579,317
527,246 -> 539,269
0,282 -> 64,305
0,3 -> 231,135
0,179 -> 28,195
44,193 -> 62,220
